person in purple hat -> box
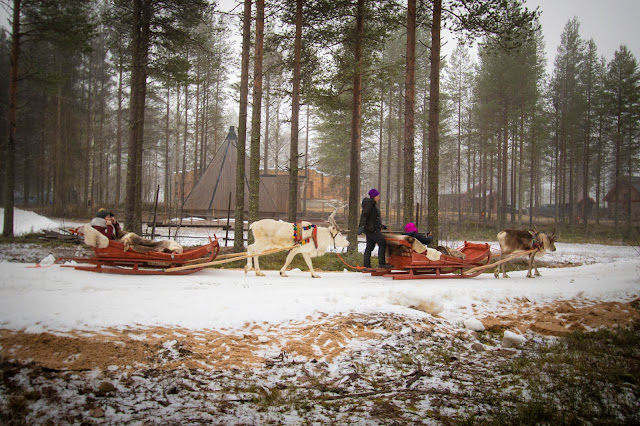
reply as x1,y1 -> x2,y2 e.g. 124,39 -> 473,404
357,188 -> 392,269
402,222 -> 432,246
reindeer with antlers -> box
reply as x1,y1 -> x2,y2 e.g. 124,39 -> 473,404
494,225 -> 558,278
245,206 -> 349,278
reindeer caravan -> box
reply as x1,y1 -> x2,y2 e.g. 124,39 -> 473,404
57,211 -> 220,275
58,207 -> 349,276
59,202 -> 557,279
359,226 -> 557,280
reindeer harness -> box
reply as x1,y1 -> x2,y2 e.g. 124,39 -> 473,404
292,223 -> 318,248
528,230 -> 543,250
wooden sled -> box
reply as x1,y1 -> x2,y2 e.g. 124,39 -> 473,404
57,237 -> 220,275
365,237 -> 492,280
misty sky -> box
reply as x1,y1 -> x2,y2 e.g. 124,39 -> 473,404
1,0 -> 638,80
525,0 -> 640,74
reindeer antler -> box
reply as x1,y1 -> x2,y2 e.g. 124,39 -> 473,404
326,201 -> 346,231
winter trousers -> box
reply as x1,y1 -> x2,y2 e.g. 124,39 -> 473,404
363,230 -> 386,268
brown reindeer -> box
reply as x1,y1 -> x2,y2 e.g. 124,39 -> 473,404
494,227 -> 557,278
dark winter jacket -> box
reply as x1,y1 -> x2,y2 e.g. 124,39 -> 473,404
358,197 -> 382,233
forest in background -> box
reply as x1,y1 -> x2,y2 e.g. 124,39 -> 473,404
0,0 -> 638,248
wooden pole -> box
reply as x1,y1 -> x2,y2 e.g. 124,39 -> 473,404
165,245 -> 296,272
225,191 -> 231,247
464,248 -> 538,275
151,184 -> 160,239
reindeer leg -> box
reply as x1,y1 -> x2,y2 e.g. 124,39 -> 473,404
254,255 -> 265,276
280,250 -> 297,277
245,245 -> 254,274
533,253 -> 541,276
526,252 -> 534,278
502,259 -> 509,278
302,253 -> 320,278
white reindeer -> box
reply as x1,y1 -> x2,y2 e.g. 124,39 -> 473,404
245,209 -> 349,278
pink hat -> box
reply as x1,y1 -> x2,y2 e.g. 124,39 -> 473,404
405,222 -> 418,233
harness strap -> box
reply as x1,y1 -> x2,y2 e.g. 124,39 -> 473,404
529,230 -> 543,250
292,223 -> 318,248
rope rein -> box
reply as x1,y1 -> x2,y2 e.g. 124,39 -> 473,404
335,252 -> 366,270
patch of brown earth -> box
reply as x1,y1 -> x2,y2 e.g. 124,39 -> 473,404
482,299 -> 640,336
0,314 -> 392,372
1,300 -> 637,373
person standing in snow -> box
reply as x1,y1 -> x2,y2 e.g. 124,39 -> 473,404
358,188 -> 392,269
403,222 -> 432,246
91,209 -> 123,240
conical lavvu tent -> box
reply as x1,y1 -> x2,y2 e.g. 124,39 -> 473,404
182,126 -> 282,218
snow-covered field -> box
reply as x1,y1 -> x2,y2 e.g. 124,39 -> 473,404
0,250 -> 638,335
1,208 -> 638,336
0,208 -> 639,423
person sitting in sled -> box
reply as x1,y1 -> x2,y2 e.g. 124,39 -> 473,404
91,209 -> 123,240
403,222 -> 432,246
358,188 -> 392,269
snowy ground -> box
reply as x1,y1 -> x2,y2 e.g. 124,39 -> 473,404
1,208 -> 639,423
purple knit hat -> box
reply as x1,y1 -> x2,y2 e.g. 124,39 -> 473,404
405,222 -> 418,233
368,188 -> 380,198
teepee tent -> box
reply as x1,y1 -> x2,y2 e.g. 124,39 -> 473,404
182,127 -> 294,218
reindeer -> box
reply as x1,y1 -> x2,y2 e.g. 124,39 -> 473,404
494,226 -> 557,278
245,208 -> 349,278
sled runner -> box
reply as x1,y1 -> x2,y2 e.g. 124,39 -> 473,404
57,236 -> 220,275
365,237 -> 492,280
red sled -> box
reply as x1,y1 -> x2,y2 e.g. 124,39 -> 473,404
365,238 -> 492,280
56,237 -> 220,275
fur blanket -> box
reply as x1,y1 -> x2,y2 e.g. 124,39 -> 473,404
78,223 -> 109,248
77,224 -> 182,254
120,232 -> 183,254
435,245 -> 466,260
386,234 -> 441,261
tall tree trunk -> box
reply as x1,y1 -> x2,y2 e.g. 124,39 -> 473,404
98,65 -> 106,206
116,60 -> 123,208
249,0 -> 264,235
125,0 -> 151,234
347,0 -> 364,250
234,0 -> 252,251
377,88 -> 383,189
303,104 -> 309,214
595,108 -> 603,225
194,75 -> 200,177
288,0 -> 303,222
529,112 -> 535,227
402,0 -> 416,224
263,72 -> 270,174
456,81 -> 462,223
583,71 -> 591,231
164,88 -> 170,210
427,0 -> 441,245
385,87 -> 392,218
420,79 -> 428,222
85,55 -> 93,212
518,112 -> 524,224
3,0 -> 21,237
182,82 -> 189,204
396,94 -> 402,223
54,84 -> 64,215
173,85 -> 181,211
500,107 -> 508,230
